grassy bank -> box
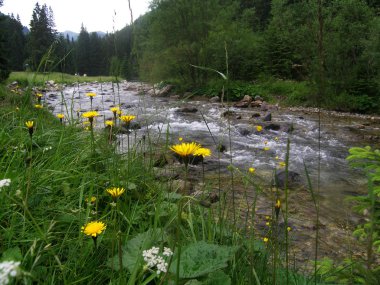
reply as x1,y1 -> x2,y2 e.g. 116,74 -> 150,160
7,72 -> 120,86
0,81 -> 378,284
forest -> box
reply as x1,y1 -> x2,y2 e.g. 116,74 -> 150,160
1,0 -> 379,112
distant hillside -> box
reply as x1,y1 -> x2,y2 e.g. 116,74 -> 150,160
61,30 -> 106,41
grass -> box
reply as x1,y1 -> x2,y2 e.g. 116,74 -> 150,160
7,72 -> 120,86
0,78 -> 378,284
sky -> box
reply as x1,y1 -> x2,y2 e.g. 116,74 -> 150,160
0,0 -> 151,33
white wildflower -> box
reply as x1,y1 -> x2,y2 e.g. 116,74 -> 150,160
142,246 -> 172,275
163,247 -> 173,257
0,260 -> 20,285
0,179 -> 11,190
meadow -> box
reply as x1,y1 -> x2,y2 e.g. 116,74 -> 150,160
0,73 -> 379,284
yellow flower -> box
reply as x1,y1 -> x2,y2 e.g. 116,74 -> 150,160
275,199 -> 281,209
263,237 -> 269,243
81,221 -> 106,237
106,187 -> 125,199
105,120 -> 114,127
170,142 -> 201,157
275,137 -> 279,141
56,113 -> 65,119
86,92 -> 96,98
110,106 -> 120,114
287,226 -> 292,232
85,196 -> 97,204
249,167 -> 255,174
266,222 -> 270,226
264,141 -> 268,145
256,125 -> 263,132
120,115 -> 136,124
25,121 -> 34,129
275,156 -> 279,160
34,104 -> 43,109
278,161 -> 286,168
193,147 -> 211,158
265,216 -> 270,220
82,111 -> 99,120
263,147 -> 270,151
36,93 -> 43,98
178,137 -> 183,141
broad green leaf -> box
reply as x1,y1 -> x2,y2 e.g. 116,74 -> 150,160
107,228 -> 165,272
170,241 -> 239,278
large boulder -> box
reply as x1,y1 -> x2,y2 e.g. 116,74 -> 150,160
274,170 -> 301,189
234,95 -> 252,108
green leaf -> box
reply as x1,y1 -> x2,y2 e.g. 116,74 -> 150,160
1,247 -> 22,261
107,228 -> 165,272
204,270 -> 231,285
170,241 -> 239,279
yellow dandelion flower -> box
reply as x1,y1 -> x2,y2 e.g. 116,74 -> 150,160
275,156 -> 279,160
34,104 -> 43,109
56,113 -> 65,119
263,237 -> 269,243
170,142 -> 201,157
278,161 -> 286,167
105,120 -> 114,127
106,187 -> 125,199
117,110 -> 123,116
85,196 -> 97,204
81,221 -> 106,237
265,216 -> 271,220
82,111 -> 99,120
266,222 -> 270,226
256,125 -> 263,132
110,106 -> 120,114
193,147 -> 211,158
263,147 -> 270,151
287,226 -> 292,232
178,137 -> 183,141
25,121 -> 34,129
275,199 -> 281,209
36,93 -> 43,98
120,115 -> 136,124
249,167 -> 255,174
86,92 -> 96,98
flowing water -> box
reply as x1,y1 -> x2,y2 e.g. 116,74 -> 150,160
45,81 -> 380,262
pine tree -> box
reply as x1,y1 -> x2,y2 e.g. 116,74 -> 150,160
27,2 -> 57,70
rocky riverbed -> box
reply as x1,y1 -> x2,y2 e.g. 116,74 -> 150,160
40,80 -> 380,269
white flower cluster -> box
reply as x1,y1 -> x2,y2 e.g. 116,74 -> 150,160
0,261 -> 20,285
0,179 -> 11,191
142,246 -> 173,275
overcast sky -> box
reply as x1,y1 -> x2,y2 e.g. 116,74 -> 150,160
1,0 -> 151,33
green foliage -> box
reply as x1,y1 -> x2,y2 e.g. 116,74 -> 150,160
170,241 -> 238,279
347,146 -> 380,269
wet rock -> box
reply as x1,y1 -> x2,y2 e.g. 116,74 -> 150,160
156,84 -> 174,97
209,96 -> 220,103
175,107 -> 198,113
222,110 -> 236,118
281,123 -> 294,133
234,95 -> 252,108
238,128 -> 251,136
169,179 -> 193,195
263,113 -> 272,122
153,167 -> 179,181
252,113 -> 261,118
251,100 -> 263,108
274,170 -> 301,189
120,103 -> 134,109
264,123 -> 281,131
48,94 -> 58,99
261,102 -> 269,111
